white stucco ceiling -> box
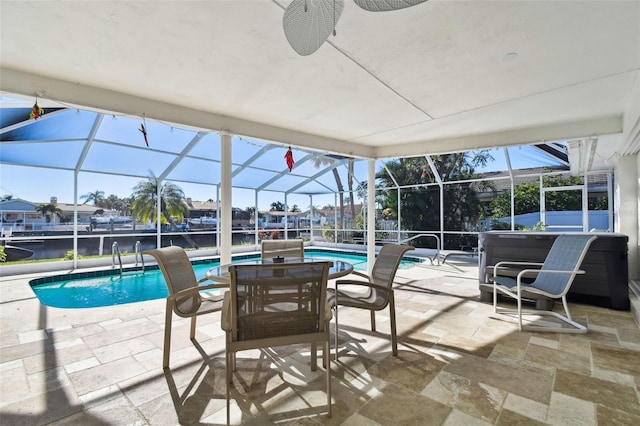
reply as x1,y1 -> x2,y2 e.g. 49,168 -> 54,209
1,0 -> 639,162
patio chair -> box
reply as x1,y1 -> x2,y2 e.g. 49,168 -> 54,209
145,246 -> 227,369
222,261 -> 333,422
491,234 -> 597,333
328,244 -> 415,360
261,238 -> 304,260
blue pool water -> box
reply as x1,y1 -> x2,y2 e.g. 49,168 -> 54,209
30,249 -> 422,309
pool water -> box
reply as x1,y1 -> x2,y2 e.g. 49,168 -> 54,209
30,249 -> 421,309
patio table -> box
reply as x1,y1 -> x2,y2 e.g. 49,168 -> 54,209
205,257 -> 353,284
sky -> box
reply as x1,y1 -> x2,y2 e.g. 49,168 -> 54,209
0,145 -> 564,211
0,94 -> 567,211
0,164 -> 341,211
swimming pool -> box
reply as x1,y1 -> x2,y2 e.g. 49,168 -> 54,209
30,249 -> 422,309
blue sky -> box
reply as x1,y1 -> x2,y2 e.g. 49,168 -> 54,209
0,164 -> 339,211
1,94 -> 566,211
1,145 -> 564,211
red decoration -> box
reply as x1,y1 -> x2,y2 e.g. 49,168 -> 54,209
285,147 -> 294,172
139,123 -> 149,147
30,101 -> 44,120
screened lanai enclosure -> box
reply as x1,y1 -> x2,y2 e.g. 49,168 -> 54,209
0,94 -> 615,263
0,1 -> 638,276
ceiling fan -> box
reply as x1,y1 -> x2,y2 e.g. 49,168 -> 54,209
283,0 -> 429,56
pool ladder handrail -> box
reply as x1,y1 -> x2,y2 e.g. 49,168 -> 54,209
134,240 -> 145,272
398,233 -> 442,265
112,241 -> 123,274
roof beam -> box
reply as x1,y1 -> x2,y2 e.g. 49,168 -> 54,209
533,142 -> 570,166
158,132 -> 207,181
0,108 -> 69,135
286,158 -> 349,194
75,114 -> 104,172
374,116 -> 623,159
256,153 -> 315,192
232,143 -> 275,178
1,68 -> 376,159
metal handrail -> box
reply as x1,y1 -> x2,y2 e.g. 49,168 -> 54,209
111,241 -> 123,274
134,240 -> 144,272
399,233 -> 442,265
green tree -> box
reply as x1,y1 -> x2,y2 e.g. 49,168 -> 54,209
270,201 -> 285,211
35,203 -> 62,223
489,174 -> 585,219
131,176 -> 188,225
80,189 -> 105,206
1,194 -> 13,202
377,152 -> 493,248
289,204 -> 301,212
103,194 -> 125,212
543,174 -> 583,212
120,196 -> 134,216
489,183 -> 540,218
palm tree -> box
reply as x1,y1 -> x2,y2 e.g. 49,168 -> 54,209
131,176 -> 188,225
246,206 -> 256,223
1,194 -> 13,202
312,156 -> 345,228
347,158 -> 356,226
35,203 -> 62,223
80,189 -> 105,206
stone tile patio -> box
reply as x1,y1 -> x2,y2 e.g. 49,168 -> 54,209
1,256 -> 639,425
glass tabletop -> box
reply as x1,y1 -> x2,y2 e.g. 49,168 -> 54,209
206,256 -> 353,283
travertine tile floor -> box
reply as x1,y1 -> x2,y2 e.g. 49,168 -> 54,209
1,258 -> 639,425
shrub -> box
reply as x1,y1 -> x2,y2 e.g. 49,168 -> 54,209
63,250 -> 83,261
0,246 -> 6,263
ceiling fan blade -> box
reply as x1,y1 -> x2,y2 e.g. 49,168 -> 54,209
354,0 -> 428,12
283,0 -> 344,56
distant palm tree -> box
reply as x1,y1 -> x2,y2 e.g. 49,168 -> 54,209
1,194 -> 13,202
246,206 -> 256,222
313,156 -> 345,228
35,203 -> 62,223
131,176 -> 188,225
81,189 -> 105,206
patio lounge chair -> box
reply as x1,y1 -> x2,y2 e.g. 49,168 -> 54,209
222,261 -> 333,423
491,234 -> 598,333
261,238 -> 304,259
145,246 -> 227,368
328,244 -> 415,360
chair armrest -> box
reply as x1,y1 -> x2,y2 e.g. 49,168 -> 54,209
493,261 -> 543,277
221,292 -> 231,332
516,268 -> 585,280
346,270 -> 370,280
168,282 -> 228,301
335,279 -> 391,293
197,276 -> 231,287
